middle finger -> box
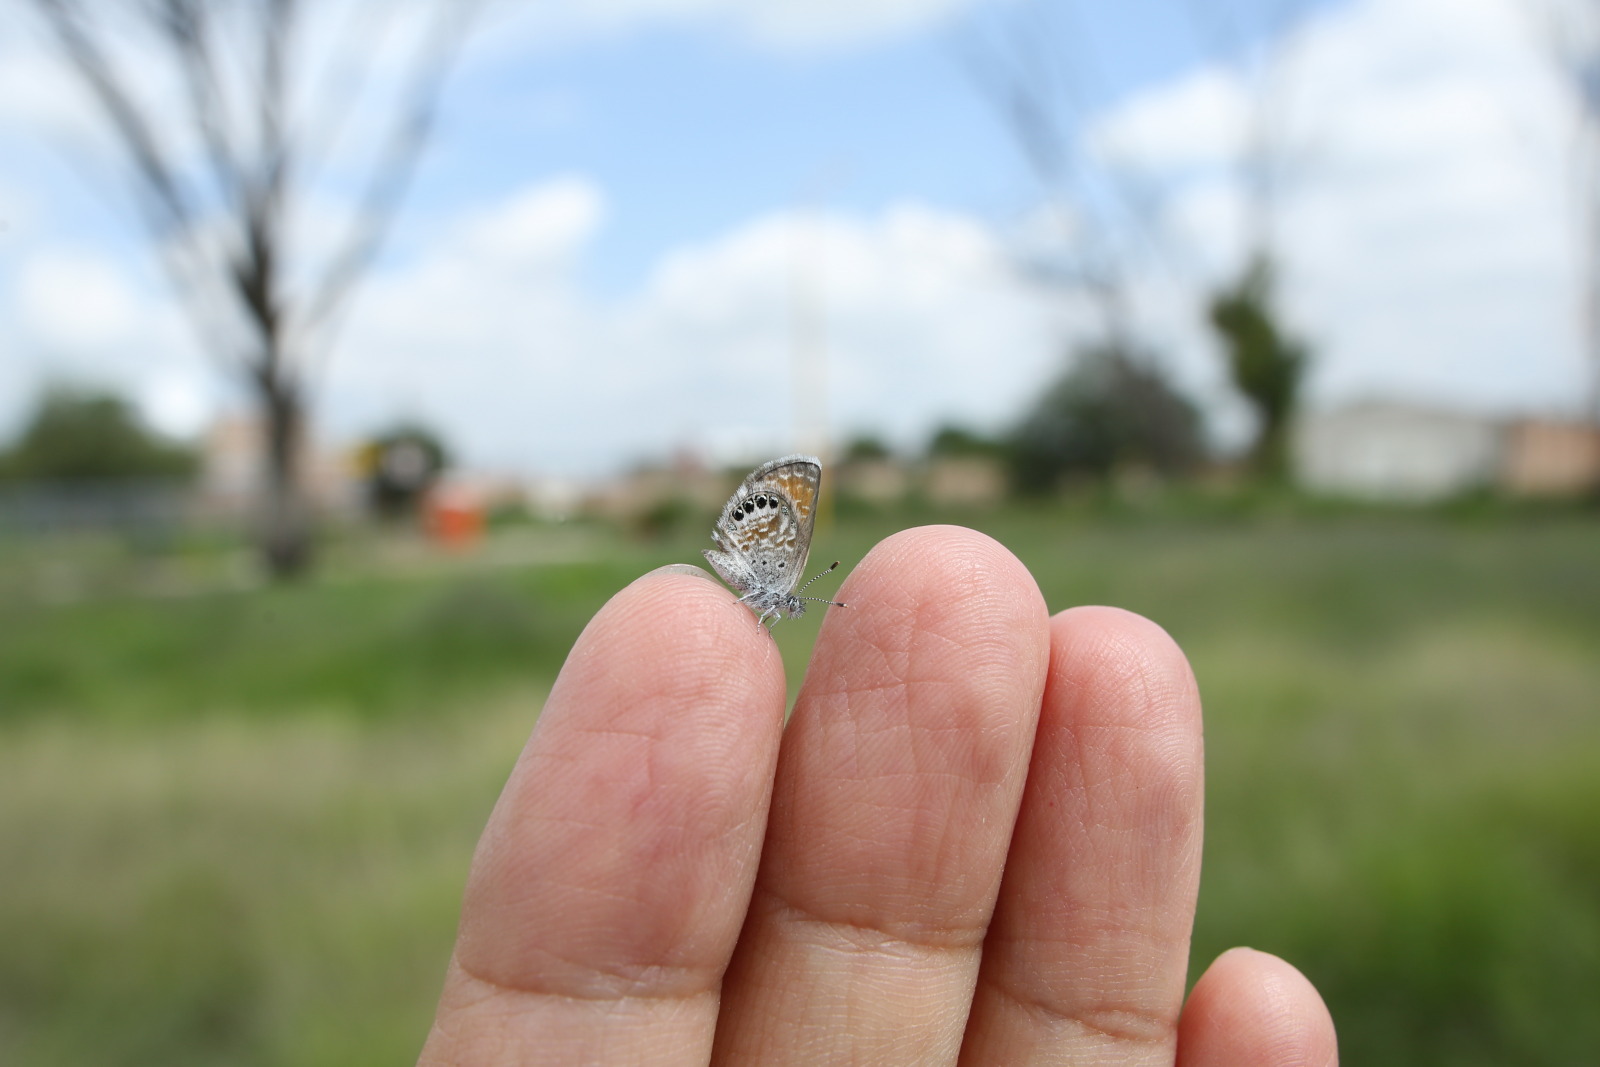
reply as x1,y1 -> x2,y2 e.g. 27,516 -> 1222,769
711,526 -> 1051,1065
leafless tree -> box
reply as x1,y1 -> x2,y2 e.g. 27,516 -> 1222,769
965,0 -> 1170,353
25,0 -> 483,576
1179,0 -> 1317,265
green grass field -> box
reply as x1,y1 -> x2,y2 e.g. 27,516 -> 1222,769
2,507 -> 1597,1065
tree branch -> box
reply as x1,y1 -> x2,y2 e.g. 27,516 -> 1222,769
34,0 -> 194,237
293,0 -> 485,358
29,0 -> 260,372
963,0 -> 1169,339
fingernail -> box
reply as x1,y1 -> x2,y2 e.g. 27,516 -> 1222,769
646,563 -> 717,582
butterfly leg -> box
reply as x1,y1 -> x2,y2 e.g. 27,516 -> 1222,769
735,593 -> 776,631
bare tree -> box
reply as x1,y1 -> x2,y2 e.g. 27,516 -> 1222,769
1180,0 -> 1317,262
965,0 -> 1170,351
25,0 -> 482,576
967,1 -> 1213,490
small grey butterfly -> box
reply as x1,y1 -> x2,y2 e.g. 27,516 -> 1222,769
703,454 -> 848,629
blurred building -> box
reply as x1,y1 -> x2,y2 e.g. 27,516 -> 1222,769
1294,402 -> 1600,501
836,458 -> 911,506
199,413 -> 361,518
581,456 -> 733,524
1501,418 -> 1600,497
924,457 -> 1007,508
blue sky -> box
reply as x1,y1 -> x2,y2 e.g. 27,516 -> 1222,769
0,0 -> 1588,478
418,1 -> 1315,292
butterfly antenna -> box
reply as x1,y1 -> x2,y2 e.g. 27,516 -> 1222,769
798,561 -> 848,608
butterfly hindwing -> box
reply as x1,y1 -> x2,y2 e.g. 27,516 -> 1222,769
714,455 -> 820,594
704,455 -> 840,628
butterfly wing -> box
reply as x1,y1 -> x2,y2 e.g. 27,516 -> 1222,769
702,545 -> 754,595
710,455 -> 821,598
749,455 -> 821,554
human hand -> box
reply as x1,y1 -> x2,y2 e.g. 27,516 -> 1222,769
419,526 -> 1337,1065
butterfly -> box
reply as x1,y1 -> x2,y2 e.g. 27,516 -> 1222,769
703,454 -> 848,629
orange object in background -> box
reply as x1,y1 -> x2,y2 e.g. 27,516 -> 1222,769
425,484 -> 484,549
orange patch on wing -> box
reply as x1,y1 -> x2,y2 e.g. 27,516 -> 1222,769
730,509 -> 784,553
765,467 -> 818,521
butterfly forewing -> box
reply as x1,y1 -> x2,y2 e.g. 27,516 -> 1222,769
753,458 -> 820,535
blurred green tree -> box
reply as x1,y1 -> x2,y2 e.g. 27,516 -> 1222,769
1008,343 -> 1204,494
0,386 -> 197,482
927,424 -> 1006,460
1207,254 -> 1309,481
840,434 -> 892,463
357,424 -> 449,520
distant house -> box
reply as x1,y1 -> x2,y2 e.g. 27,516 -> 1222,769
199,413 -> 360,518
924,456 -> 1007,508
1294,402 -> 1600,501
581,457 -> 733,523
836,458 -> 911,505
1294,402 -> 1504,502
1501,418 -> 1600,497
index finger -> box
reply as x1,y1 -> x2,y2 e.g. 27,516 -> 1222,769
420,566 -> 787,1065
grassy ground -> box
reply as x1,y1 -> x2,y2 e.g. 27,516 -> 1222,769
2,505 -> 1597,1065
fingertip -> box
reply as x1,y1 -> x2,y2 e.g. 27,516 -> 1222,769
822,525 -> 1053,733
1050,605 -> 1198,705
606,565 -> 783,686
1046,606 -> 1204,790
834,524 -> 1051,643
1179,947 -> 1338,1067
644,562 -> 720,581
1046,602 -> 1204,817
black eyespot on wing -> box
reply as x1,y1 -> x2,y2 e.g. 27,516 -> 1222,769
733,509 -> 744,521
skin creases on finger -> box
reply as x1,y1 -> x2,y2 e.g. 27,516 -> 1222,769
420,569 -> 787,1067
959,606 -> 1206,1066
711,526 -> 1053,1066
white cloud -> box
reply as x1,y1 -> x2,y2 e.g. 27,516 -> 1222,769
0,42 -> 89,136
139,372 -> 212,439
1091,68 -> 1251,173
323,181 -> 1057,475
458,177 -> 605,268
1090,0 -> 1587,418
17,250 -> 141,350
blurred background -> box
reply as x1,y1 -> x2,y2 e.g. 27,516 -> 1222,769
2,0 -> 1597,1063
